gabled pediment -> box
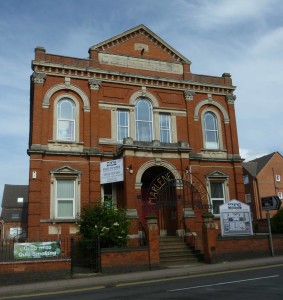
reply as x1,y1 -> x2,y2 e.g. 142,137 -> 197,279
50,165 -> 82,175
89,24 -> 190,64
206,170 -> 229,178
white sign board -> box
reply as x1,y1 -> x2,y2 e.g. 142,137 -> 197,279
220,199 -> 253,236
100,159 -> 124,184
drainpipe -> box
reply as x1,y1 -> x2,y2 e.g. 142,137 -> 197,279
0,219 -> 4,241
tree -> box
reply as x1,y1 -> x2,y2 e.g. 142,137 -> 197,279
271,208 -> 283,234
78,204 -> 130,248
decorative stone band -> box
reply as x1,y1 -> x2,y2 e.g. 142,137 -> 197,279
99,53 -> 183,75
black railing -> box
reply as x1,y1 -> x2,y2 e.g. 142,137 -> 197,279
70,237 -> 101,274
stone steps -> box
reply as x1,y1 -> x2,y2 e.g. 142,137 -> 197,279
159,236 -> 202,266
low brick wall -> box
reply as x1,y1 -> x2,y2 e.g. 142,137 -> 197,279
214,234 -> 283,262
101,247 -> 149,273
0,259 -> 71,286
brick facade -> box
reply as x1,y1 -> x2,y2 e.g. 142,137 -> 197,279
243,152 -> 283,220
28,25 -> 244,250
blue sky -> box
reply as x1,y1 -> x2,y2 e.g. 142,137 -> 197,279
1,0 -> 283,202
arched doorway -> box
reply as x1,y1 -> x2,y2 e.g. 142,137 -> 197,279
141,167 -> 210,236
141,167 -> 178,236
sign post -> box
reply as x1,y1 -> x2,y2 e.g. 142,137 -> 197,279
261,196 -> 282,257
266,211 -> 274,256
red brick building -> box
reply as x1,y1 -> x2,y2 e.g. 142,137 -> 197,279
243,152 -> 283,220
1,184 -> 28,241
28,25 -> 244,244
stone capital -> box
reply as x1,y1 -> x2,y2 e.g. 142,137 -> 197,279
32,72 -> 46,84
226,93 -> 236,104
88,78 -> 101,90
184,89 -> 195,101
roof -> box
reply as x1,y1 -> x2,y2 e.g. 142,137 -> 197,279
242,161 -> 258,177
1,184 -> 29,208
243,152 -> 279,176
89,24 -> 191,64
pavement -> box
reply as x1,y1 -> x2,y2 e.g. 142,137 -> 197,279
1,255 -> 283,298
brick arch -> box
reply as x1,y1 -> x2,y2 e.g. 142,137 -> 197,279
43,83 -> 90,111
129,88 -> 159,107
134,159 -> 181,189
194,98 -> 229,123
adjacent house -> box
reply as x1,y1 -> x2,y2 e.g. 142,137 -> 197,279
243,152 -> 283,221
0,184 -> 28,241
27,24 -> 244,251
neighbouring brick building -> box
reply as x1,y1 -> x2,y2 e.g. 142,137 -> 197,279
28,24 -> 244,247
1,184 -> 28,241
243,152 -> 283,220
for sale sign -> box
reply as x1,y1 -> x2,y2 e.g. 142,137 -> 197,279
100,159 -> 124,184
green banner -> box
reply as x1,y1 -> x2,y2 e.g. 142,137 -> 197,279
14,242 -> 61,259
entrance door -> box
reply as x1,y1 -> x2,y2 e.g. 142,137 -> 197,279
157,179 -> 177,236
142,168 -> 178,236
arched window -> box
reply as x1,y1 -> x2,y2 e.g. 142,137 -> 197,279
135,98 -> 153,142
204,112 -> 219,149
57,98 -> 75,141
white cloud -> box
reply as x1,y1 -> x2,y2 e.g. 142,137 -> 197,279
1,0 -> 283,204
191,0 -> 272,29
240,148 -> 269,162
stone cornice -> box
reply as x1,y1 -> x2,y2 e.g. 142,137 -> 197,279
32,61 -> 236,95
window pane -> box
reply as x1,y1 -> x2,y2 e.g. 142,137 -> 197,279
206,131 -> 217,143
118,127 -> 128,142
136,100 -> 152,121
211,182 -> 224,198
135,98 -> 153,141
117,110 -> 129,143
57,180 -> 74,198
204,114 -> 216,130
210,182 -> 225,214
160,131 -> 170,143
57,99 -> 75,141
160,114 -> 171,143
212,200 -> 223,215
56,180 -> 75,218
118,110 -> 128,126
136,122 -> 152,141
58,120 -> 74,140
204,112 -> 219,149
57,200 -> 73,217
59,100 -> 75,119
